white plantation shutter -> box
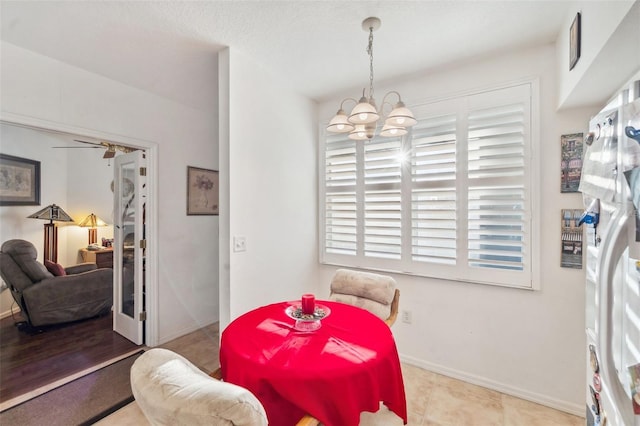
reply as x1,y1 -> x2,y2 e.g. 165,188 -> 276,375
324,134 -> 357,256
364,189 -> 401,258
464,84 -> 532,286
410,113 -> 458,266
320,81 -> 537,289
467,186 -> 525,270
364,139 -> 402,259
467,102 -> 526,273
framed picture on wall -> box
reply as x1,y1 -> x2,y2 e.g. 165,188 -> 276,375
569,12 -> 581,70
561,209 -> 583,269
0,153 -> 41,206
187,166 -> 219,215
561,133 -> 584,193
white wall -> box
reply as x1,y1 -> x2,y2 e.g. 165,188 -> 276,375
0,41 -> 219,343
318,44 -> 600,415
218,48 -> 318,328
557,0 -> 639,109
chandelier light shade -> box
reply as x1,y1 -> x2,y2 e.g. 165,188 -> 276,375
348,96 -> 380,124
385,100 -> 418,127
326,108 -> 355,133
327,17 -> 416,140
350,122 -> 377,141
27,204 -> 74,263
380,124 -> 408,137
78,213 -> 108,245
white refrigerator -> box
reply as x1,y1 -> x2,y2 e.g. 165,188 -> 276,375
580,76 -> 640,426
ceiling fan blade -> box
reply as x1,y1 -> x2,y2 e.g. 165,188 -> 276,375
52,146 -> 102,149
69,139 -> 137,159
73,139 -> 106,147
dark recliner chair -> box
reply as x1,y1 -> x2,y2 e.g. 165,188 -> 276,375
0,239 -> 113,327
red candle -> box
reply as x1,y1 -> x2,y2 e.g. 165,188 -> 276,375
301,294 -> 315,315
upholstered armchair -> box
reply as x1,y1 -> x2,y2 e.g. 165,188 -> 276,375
131,348 -> 324,426
329,268 -> 400,326
0,239 -> 113,327
131,348 -> 271,426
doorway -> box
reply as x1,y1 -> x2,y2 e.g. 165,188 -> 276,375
0,116 -> 158,346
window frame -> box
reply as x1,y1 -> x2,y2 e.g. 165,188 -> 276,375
319,78 -> 541,290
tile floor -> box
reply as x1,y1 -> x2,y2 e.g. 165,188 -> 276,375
97,324 -> 584,426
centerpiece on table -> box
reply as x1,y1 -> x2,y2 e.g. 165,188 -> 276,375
286,294 -> 330,331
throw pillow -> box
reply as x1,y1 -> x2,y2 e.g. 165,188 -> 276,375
44,260 -> 66,277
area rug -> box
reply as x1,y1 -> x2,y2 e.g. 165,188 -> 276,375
0,349 -> 144,426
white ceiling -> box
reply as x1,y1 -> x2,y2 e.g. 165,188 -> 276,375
1,1 -> 578,110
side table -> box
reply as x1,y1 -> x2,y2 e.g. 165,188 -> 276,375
79,247 -> 114,269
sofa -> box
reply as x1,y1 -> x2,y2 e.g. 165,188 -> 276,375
0,239 -> 113,327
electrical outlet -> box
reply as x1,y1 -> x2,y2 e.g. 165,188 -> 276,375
233,236 -> 247,252
401,310 -> 412,324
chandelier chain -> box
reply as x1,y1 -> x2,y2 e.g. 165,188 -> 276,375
367,26 -> 374,101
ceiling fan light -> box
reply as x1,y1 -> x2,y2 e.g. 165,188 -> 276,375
103,149 -> 116,159
326,109 -> 355,133
348,96 -> 379,125
380,124 -> 408,137
385,102 -> 417,127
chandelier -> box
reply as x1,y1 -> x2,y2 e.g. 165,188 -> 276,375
326,17 -> 416,141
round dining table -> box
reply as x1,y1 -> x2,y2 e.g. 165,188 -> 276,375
220,300 -> 407,426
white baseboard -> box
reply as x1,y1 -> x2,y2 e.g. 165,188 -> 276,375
399,353 -> 585,418
0,306 -> 20,320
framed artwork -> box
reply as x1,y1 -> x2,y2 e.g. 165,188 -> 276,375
187,166 -> 219,215
561,133 -> 584,193
561,209 -> 583,269
629,363 -> 640,414
0,153 -> 41,206
569,12 -> 581,70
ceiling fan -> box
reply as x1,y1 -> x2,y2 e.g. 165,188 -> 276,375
53,139 -> 137,159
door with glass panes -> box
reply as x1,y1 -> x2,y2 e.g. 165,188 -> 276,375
113,151 -> 146,344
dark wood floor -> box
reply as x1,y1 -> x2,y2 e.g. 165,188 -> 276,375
0,311 -> 141,404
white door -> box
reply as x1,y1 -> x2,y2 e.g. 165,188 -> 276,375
113,151 -> 146,344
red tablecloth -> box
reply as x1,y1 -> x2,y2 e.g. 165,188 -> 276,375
220,300 -> 407,426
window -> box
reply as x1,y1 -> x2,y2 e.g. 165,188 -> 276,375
320,81 -> 539,289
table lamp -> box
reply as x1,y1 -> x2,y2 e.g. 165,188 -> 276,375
78,213 -> 108,245
27,204 -> 74,263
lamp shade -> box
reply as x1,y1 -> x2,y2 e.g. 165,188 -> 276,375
27,204 -> 74,223
349,123 -> 376,141
78,213 -> 108,245
78,213 -> 108,228
385,102 -> 417,127
27,204 -> 73,263
326,109 -> 355,133
348,97 -> 379,125
380,124 -> 408,137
